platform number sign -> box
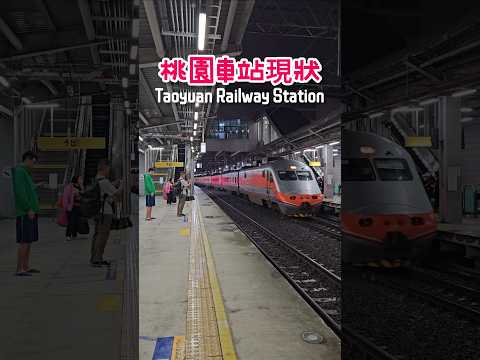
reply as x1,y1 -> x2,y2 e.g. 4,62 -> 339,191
38,137 -> 106,150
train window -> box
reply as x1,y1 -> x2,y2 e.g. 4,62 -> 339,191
269,172 -> 274,183
374,158 -> 413,181
296,171 -> 313,181
342,159 -> 376,181
262,170 -> 265,177
278,171 -> 297,180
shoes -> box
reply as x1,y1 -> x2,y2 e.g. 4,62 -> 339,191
26,268 -> 40,273
14,272 -> 32,277
177,213 -> 185,217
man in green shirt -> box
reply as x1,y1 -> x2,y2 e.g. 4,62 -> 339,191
12,151 -> 40,277
144,167 -> 156,221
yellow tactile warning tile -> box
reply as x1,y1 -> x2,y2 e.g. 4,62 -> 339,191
180,227 -> 190,236
96,294 -> 121,312
185,201 -> 238,360
172,336 -> 185,360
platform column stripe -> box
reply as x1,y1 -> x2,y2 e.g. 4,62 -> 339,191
198,202 -> 238,360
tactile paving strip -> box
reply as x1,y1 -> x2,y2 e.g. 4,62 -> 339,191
185,202 -> 224,360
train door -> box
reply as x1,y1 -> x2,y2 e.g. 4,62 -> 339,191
266,171 -> 274,202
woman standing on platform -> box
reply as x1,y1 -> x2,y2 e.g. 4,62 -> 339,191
163,178 -> 174,205
144,168 -> 156,221
63,175 -> 84,241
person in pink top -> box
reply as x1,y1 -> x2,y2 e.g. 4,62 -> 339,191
63,175 -> 83,241
163,178 -> 174,205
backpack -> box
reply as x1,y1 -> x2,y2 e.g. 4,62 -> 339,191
80,181 -> 106,219
174,181 -> 183,195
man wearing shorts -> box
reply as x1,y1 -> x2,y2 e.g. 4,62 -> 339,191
144,167 -> 156,221
12,151 -> 40,277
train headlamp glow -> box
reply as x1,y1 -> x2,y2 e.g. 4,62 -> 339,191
289,165 -> 297,170
360,146 -> 375,154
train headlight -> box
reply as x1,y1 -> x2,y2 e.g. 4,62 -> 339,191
411,217 -> 425,225
359,218 -> 373,227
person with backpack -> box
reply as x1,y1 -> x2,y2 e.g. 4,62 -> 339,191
63,175 -> 84,241
12,151 -> 40,276
176,172 -> 190,217
144,167 -> 156,220
89,159 -> 123,267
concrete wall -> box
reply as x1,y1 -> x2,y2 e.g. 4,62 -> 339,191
0,118 -> 15,218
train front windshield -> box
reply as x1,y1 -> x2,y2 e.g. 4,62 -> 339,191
373,158 -> 413,181
342,159 -> 376,181
278,170 -> 313,181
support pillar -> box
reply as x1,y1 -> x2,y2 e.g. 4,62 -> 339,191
438,96 -> 462,223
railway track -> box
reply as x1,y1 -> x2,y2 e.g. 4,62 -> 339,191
204,189 -> 402,360
362,266 -> 480,323
294,216 -> 341,240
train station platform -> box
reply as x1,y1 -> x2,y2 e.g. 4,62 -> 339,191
0,199 -> 138,359
139,187 -> 340,360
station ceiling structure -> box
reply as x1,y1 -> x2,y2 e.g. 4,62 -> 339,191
0,0 -> 138,117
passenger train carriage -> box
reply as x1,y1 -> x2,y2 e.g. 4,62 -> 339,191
195,159 -> 323,216
342,130 -> 437,263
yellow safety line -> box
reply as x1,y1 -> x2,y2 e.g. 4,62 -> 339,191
198,201 -> 238,360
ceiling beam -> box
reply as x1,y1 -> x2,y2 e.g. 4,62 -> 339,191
0,40 -> 108,62
0,16 -> 23,51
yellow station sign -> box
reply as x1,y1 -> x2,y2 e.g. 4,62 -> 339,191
309,161 -> 321,167
405,136 -> 432,147
155,161 -> 184,168
38,137 -> 106,150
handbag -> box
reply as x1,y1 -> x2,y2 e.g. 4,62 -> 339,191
56,209 -> 68,227
77,217 -> 90,235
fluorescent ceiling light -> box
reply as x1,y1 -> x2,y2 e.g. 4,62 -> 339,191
129,45 -> 138,60
150,147 -> 164,150
25,103 -> 59,109
452,89 -> 477,98
194,112 -> 198,120
131,19 -> 139,38
190,136 -> 193,142
139,149 -> 144,154
148,144 -> 152,149
328,141 -> 340,146
294,151 -> 301,155
124,100 -> 130,108
193,122 -> 198,130
139,112 -> 149,125
419,98 -> 439,106
198,13 -> 206,51
461,107 -> 473,113
195,102 -> 199,108
0,76 -> 10,87
193,131 -> 197,136
368,112 -> 384,119
21,97 -> 32,104
129,64 -> 136,75
303,149 -> 315,152
315,145 -> 324,149
122,77 -> 128,88
139,136 -> 144,142
461,117 -> 474,123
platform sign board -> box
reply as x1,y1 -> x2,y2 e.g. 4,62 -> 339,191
405,136 -> 432,147
155,161 -> 184,168
38,137 -> 106,150
309,161 -> 321,167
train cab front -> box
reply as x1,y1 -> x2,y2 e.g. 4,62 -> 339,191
342,212 -> 437,264
276,193 -> 324,216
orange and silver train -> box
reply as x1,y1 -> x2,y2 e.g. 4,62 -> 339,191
342,130 -> 437,263
195,159 -> 323,215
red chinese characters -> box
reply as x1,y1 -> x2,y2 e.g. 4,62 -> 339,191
189,55 -> 215,85
158,58 -> 187,82
157,56 -> 323,86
